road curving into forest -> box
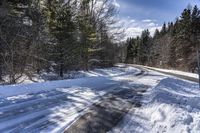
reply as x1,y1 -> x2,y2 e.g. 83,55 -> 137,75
65,64 -> 199,133
2,64 -> 196,133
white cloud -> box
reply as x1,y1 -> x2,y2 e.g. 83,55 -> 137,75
110,16 -> 161,41
130,19 -> 136,23
148,26 -> 162,36
117,17 -> 137,27
147,22 -> 158,27
126,27 -> 143,37
142,19 -> 153,23
125,25 -> 161,38
117,17 -> 161,38
112,0 -> 120,8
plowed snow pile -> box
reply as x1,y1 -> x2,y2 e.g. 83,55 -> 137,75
110,70 -> 200,133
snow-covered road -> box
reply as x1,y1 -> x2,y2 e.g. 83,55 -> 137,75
0,66 -> 142,133
65,83 -> 149,133
0,65 -> 200,133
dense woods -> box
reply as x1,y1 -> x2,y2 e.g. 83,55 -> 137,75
1,1 -> 199,85
126,5 -> 200,73
0,0 -> 124,84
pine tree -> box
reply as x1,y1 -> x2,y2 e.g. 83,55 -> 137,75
191,5 -> 200,41
138,29 -> 151,65
45,0 -> 77,77
153,29 -> 160,39
78,0 -> 98,71
190,5 -> 200,71
160,23 -> 167,35
126,38 -> 137,63
0,0 -> 32,83
178,7 -> 193,70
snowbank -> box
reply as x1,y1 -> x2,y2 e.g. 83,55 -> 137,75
111,71 -> 200,133
0,66 -> 139,97
141,78 -> 200,133
142,65 -> 198,79
0,77 -> 115,97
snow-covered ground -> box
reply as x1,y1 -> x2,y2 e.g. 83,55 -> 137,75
0,66 -> 139,97
110,65 -> 200,133
0,66 -> 140,132
0,66 -> 140,85
139,64 -> 198,79
0,64 -> 200,133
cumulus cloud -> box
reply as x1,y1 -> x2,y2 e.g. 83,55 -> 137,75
142,19 -> 153,23
130,19 -> 136,23
110,16 -> 161,41
117,17 -> 161,39
147,22 -> 158,27
112,0 -> 120,8
125,27 -> 162,38
126,27 -> 143,37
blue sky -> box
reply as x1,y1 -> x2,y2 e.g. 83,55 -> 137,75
113,0 -> 200,38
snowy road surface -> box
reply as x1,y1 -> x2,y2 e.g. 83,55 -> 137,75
0,65 -> 200,133
65,84 -> 148,133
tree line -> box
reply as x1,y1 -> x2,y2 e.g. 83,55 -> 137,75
126,5 -> 200,73
0,0 -> 123,84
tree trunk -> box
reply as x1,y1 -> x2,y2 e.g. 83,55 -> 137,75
0,66 -> 2,81
84,58 -> 88,71
59,63 -> 64,78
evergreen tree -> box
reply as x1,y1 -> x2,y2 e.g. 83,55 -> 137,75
154,29 -> 160,39
45,0 -> 77,77
160,23 -> 167,35
138,29 -> 151,65
125,38 -> 138,63
125,5 -> 200,72
78,0 -> 98,71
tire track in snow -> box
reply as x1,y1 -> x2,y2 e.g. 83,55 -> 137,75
65,86 -> 149,133
0,66 -> 148,132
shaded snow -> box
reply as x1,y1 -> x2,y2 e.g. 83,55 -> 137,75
0,66 -> 140,132
142,65 -> 198,79
1,64 -> 200,133
110,69 -> 200,133
0,66 -> 139,97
